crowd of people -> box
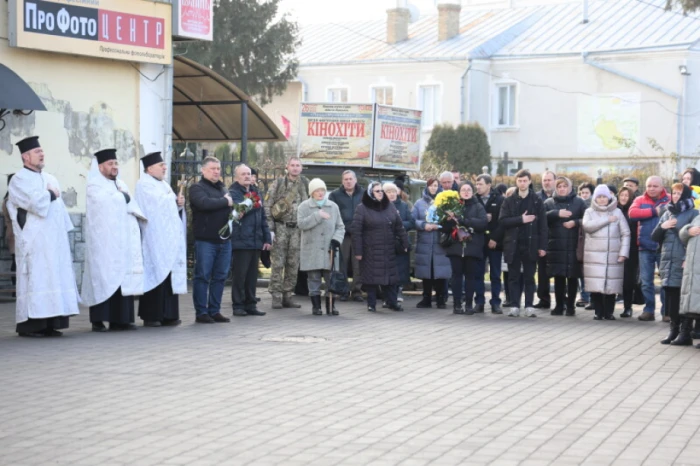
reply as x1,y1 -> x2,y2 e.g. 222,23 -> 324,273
5,135 -> 700,348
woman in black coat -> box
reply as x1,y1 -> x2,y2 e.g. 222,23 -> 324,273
384,182 -> 415,291
544,177 -> 587,316
618,186 -> 639,318
441,182 -> 488,315
351,182 -> 409,313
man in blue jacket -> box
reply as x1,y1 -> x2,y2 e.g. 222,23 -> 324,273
228,164 -> 271,317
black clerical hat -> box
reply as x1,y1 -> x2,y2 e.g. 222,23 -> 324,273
95,149 -> 117,164
16,136 -> 40,154
141,152 -> 163,169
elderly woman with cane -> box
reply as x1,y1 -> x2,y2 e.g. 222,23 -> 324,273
297,179 -> 345,316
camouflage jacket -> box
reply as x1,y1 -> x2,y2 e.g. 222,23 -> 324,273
264,175 -> 309,232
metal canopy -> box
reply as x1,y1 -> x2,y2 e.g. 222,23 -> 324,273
172,56 -> 286,143
0,64 -> 46,111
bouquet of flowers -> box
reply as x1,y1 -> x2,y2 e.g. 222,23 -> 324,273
219,191 -> 262,239
429,190 -> 473,244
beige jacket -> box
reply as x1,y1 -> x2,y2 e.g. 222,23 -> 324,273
582,198 -> 630,295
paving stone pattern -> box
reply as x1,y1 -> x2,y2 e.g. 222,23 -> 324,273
1,292 -> 700,466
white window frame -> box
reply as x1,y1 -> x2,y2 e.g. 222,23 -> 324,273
326,86 -> 349,103
370,85 -> 395,106
416,83 -> 442,131
493,81 -> 518,129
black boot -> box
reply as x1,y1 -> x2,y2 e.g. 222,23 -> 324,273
661,317 -> 680,344
671,318 -> 693,346
453,300 -> 464,315
311,295 -> 322,316
692,319 -> 700,339
325,296 -> 339,316
436,295 -> 446,310
620,308 -> 633,318
416,296 -> 432,308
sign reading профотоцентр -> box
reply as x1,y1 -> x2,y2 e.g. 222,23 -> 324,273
8,0 -> 172,65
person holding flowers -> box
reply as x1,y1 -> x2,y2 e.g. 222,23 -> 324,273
412,178 -> 452,309
228,164 -> 271,317
441,182 -> 488,315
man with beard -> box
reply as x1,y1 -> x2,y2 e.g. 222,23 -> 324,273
82,149 -> 146,331
7,136 -> 80,337
135,152 -> 187,327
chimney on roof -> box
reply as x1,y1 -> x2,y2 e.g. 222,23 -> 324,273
438,1 -> 461,42
387,0 -> 410,44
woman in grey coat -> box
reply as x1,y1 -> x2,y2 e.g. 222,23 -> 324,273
412,178 -> 451,309
297,178 -> 346,316
680,209 -> 700,349
582,185 -> 630,320
653,183 -> 698,345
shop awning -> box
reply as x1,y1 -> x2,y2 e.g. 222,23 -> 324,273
172,56 -> 286,143
0,64 -> 46,112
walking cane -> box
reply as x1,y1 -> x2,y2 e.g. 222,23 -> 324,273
328,248 -> 334,316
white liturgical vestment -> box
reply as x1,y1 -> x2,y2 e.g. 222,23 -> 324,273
7,167 -> 80,323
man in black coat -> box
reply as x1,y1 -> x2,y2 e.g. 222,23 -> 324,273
228,164 -> 271,317
499,169 -> 548,318
535,170 -> 556,309
329,170 -> 364,301
190,156 -> 235,324
475,174 -> 505,314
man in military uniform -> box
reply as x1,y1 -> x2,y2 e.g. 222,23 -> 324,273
265,157 -> 309,309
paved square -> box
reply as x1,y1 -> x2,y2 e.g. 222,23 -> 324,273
1,291 -> 700,466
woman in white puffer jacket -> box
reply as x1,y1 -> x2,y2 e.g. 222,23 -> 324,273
582,185 -> 631,320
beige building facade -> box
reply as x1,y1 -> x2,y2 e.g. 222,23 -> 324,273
264,0 -> 700,178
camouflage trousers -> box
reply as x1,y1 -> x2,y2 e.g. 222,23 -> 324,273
268,225 -> 301,295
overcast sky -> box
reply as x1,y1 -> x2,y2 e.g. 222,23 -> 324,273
279,0 -> 438,25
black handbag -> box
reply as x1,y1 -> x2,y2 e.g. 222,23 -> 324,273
328,246 -> 349,296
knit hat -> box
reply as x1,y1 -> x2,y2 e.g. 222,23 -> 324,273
593,184 -> 612,200
308,178 -> 326,196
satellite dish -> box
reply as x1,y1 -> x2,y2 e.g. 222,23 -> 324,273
407,2 -> 420,22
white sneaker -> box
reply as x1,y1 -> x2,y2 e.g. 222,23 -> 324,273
397,289 -> 404,303
508,307 -> 520,317
525,307 -> 537,318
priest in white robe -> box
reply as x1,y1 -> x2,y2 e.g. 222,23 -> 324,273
7,136 -> 80,337
81,149 -> 146,332
135,152 -> 187,327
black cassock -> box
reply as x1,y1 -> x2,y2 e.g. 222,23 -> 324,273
16,316 -> 69,333
138,273 -> 180,323
89,287 -> 134,324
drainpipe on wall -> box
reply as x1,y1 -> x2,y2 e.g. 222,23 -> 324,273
163,63 -> 174,170
582,51 -> 682,170
460,60 -> 472,123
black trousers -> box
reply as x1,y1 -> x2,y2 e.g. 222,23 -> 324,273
554,276 -> 578,310
622,250 -> 640,309
664,286 -> 681,322
422,279 -> 447,303
449,256 -> 476,307
365,284 -> 397,308
591,293 -> 616,318
508,254 -> 537,308
537,256 -> 550,305
90,287 -> 134,324
231,249 -> 260,312
139,274 -> 179,323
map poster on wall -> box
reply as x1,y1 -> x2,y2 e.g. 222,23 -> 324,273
372,105 -> 422,171
297,103 -> 374,167
577,93 -> 641,153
